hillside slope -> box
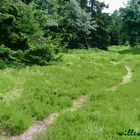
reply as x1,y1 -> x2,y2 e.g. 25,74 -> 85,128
0,46 -> 140,140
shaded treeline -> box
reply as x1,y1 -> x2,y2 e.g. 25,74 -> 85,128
0,0 -> 140,67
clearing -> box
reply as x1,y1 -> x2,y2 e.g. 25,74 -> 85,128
0,46 -> 140,140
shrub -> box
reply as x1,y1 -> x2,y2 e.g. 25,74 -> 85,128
23,36 -> 62,65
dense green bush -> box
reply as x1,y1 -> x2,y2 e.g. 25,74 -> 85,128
1,0 -> 140,68
35,0 -> 96,49
0,36 -> 62,69
58,1 -> 96,49
0,0 -> 63,68
23,36 -> 62,65
120,0 -> 140,46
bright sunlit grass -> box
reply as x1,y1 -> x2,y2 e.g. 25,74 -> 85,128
0,46 -> 140,140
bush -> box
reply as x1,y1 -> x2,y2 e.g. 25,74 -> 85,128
0,35 -> 62,68
0,1 -> 62,68
23,36 -> 62,65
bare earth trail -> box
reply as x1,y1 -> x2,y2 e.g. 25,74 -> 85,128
1,96 -> 87,140
121,66 -> 132,85
106,65 -> 133,91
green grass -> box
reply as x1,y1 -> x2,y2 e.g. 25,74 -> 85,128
0,46 -> 140,139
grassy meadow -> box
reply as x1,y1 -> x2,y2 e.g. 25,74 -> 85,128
0,46 -> 140,140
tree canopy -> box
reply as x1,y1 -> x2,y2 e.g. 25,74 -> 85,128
0,0 -> 140,68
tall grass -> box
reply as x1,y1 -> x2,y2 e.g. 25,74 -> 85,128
34,46 -> 140,140
1,46 -> 139,140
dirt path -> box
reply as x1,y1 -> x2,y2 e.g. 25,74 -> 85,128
121,66 -> 132,85
64,96 -> 88,112
106,65 -> 132,91
1,96 -> 87,140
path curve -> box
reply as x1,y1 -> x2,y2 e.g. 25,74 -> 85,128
106,65 -> 132,91
121,65 -> 132,85
1,96 -> 87,140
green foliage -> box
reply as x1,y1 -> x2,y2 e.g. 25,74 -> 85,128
62,1 -> 95,34
0,44 -> 24,69
106,11 -> 122,46
88,1 -> 110,50
15,2 -> 42,35
39,0 -> 96,49
59,1 -> 96,49
23,36 -> 62,65
0,0 -> 62,67
120,0 -> 140,46
1,0 -> 140,68
0,36 -> 62,68
0,1 -> 39,50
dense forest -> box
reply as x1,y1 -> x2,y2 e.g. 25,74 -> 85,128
0,0 -> 140,67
